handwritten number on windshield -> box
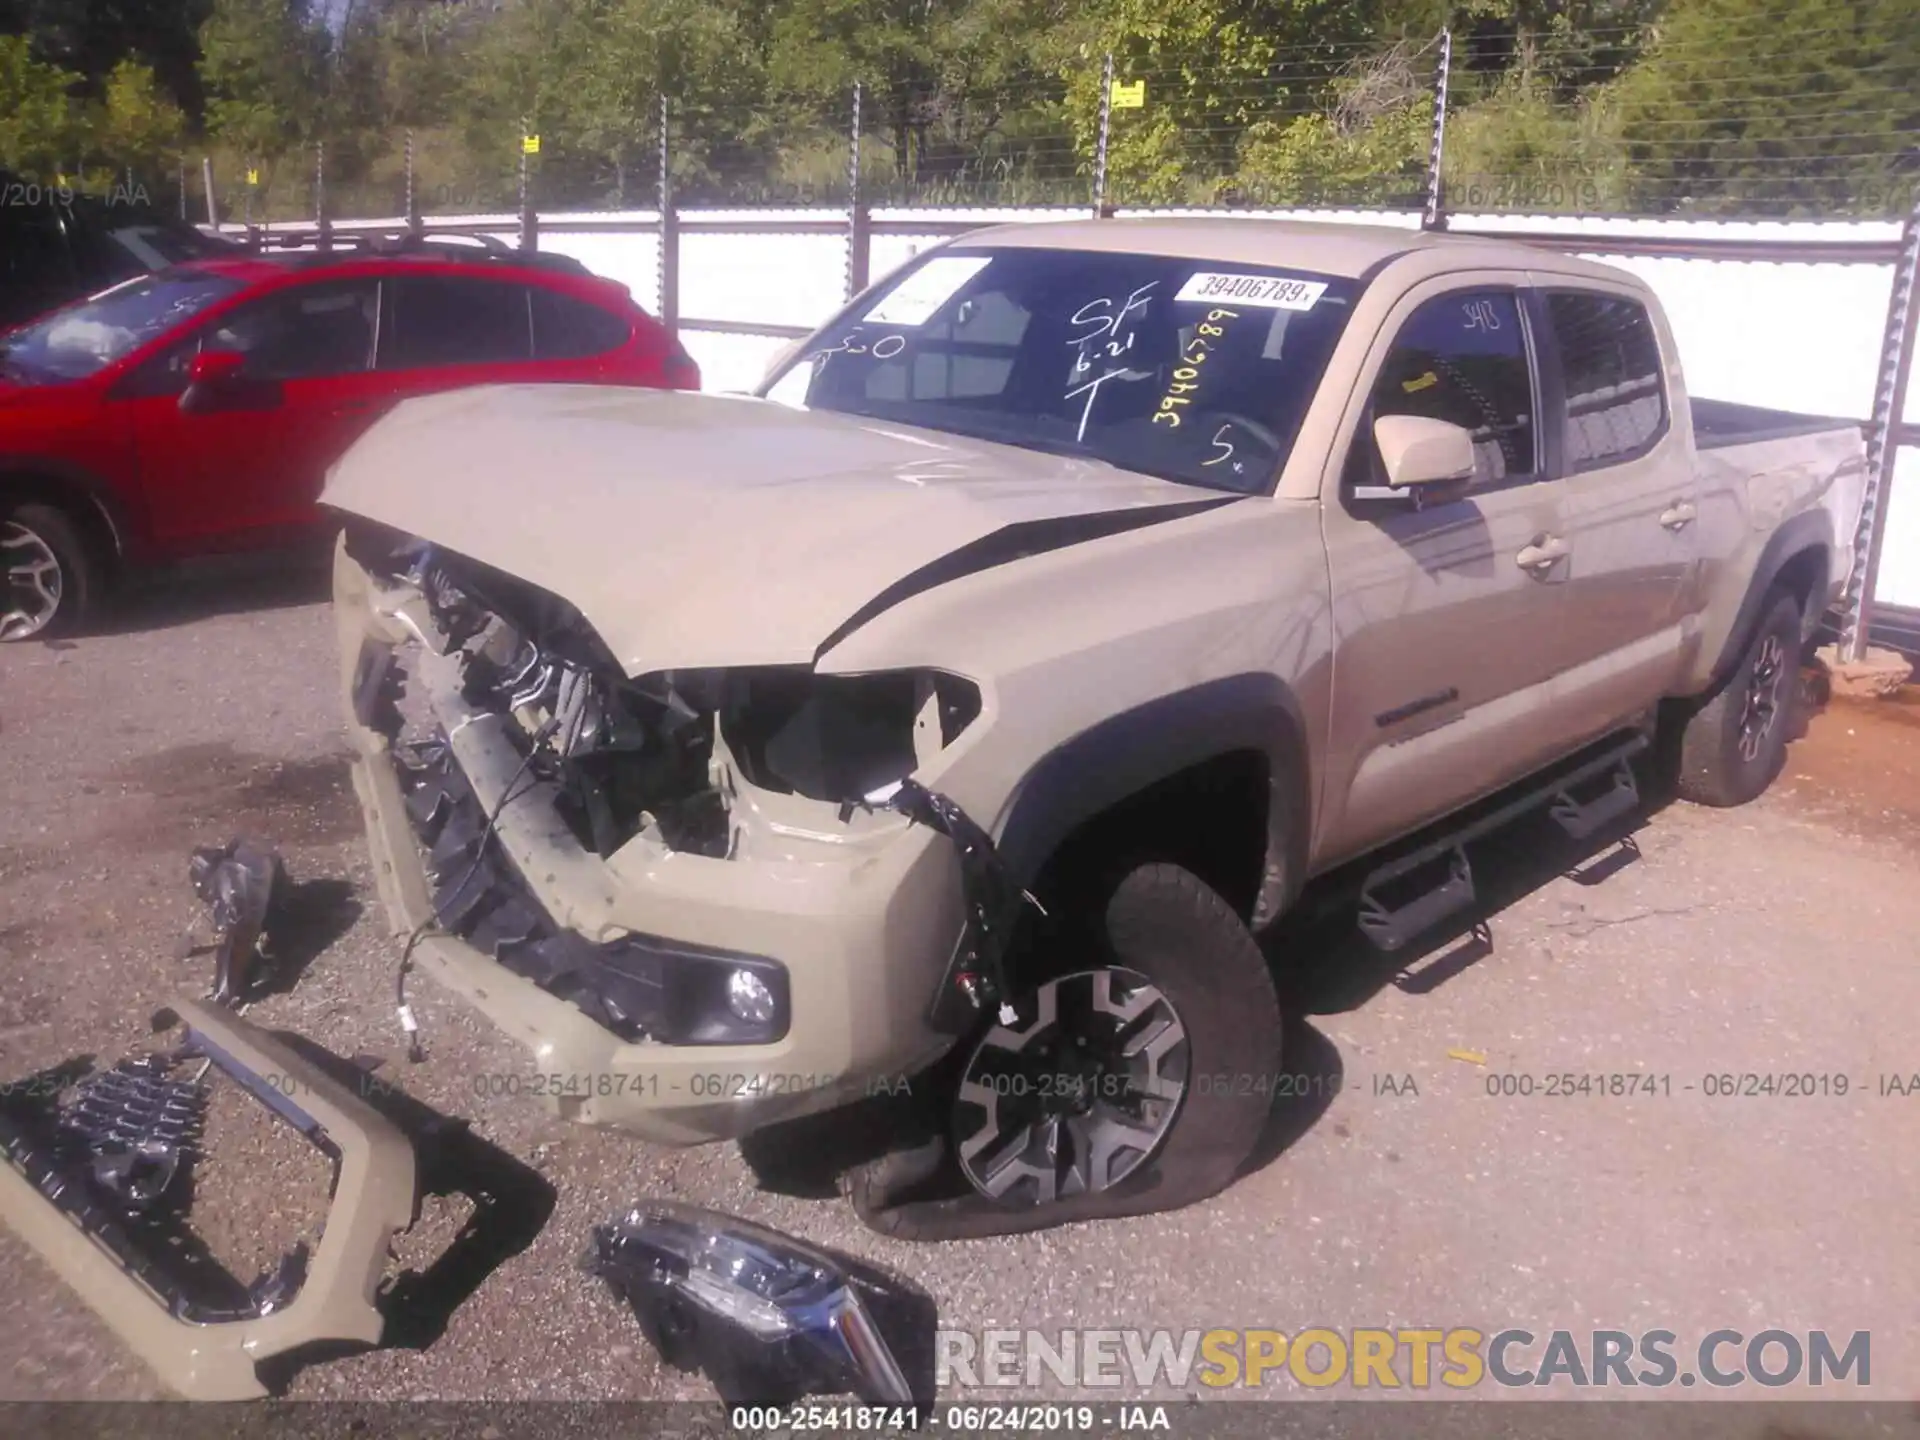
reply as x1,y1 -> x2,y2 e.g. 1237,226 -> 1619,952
1152,308 -> 1240,429
1462,299 -> 1502,332
1201,424 -> 1236,468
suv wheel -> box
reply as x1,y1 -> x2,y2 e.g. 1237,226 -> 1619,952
1,504 -> 97,642
848,863 -> 1283,1240
1673,590 -> 1802,807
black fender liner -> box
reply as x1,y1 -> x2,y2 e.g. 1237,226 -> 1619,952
917,675 -> 1313,1036
1693,507 -> 1834,697
916,673 -> 1313,1035
995,671 -> 1313,906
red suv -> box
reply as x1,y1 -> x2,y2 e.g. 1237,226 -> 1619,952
0,247 -> 698,640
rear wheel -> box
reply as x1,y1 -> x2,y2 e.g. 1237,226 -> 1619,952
1,503 -> 99,642
1673,591 -> 1802,807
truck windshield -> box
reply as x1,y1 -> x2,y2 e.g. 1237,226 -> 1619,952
761,246 -> 1359,494
0,269 -> 241,383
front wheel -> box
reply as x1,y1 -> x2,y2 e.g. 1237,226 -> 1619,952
1,503 -> 99,641
849,863 -> 1283,1239
1672,591 -> 1802,807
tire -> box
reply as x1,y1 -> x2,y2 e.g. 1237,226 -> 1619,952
1,502 -> 99,642
848,862 -> 1283,1240
1673,590 -> 1802,808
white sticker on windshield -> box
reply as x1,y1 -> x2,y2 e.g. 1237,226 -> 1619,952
862,256 -> 993,326
1175,272 -> 1327,310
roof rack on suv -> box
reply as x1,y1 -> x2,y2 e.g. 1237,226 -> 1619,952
242,227 -> 590,277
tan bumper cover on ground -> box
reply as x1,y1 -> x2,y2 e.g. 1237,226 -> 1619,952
0,998 -> 418,1400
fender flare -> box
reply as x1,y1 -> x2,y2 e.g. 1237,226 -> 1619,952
0,454 -> 139,562
1697,508 -> 1833,694
995,672 -> 1314,927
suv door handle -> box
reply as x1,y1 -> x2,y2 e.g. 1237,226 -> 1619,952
1659,500 -> 1697,531
1515,536 -> 1570,575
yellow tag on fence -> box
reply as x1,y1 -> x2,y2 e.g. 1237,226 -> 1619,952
1110,79 -> 1145,109
522,134 -> 541,155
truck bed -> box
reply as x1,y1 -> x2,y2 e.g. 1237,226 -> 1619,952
1691,397 -> 1865,450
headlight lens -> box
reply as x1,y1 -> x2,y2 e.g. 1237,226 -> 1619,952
726,967 -> 778,1025
587,1202 -> 929,1406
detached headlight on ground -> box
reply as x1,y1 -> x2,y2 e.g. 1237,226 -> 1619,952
586,1201 -> 932,1407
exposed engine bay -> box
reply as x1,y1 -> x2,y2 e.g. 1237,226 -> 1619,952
344,519 -> 983,864
340,519 -> 1013,1048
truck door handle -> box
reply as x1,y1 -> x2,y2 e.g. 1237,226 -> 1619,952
1659,501 -> 1697,531
1515,536 -> 1569,574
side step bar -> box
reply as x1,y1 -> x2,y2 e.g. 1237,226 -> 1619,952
1356,734 -> 1648,954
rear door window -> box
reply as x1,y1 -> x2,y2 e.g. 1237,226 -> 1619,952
530,286 -> 631,359
380,275 -> 532,369
1545,291 -> 1667,469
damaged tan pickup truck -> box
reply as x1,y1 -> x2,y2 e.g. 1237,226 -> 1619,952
322,218 -> 1866,1241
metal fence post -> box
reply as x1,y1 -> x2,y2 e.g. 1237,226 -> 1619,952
1838,194 -> 1920,661
315,141 -> 333,252
1092,52 -> 1115,218
658,94 -> 679,329
847,82 -> 870,300
405,129 -> 422,237
518,121 -> 537,252
1422,29 -> 1452,230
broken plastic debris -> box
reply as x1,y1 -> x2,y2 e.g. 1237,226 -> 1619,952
188,838 -> 287,1006
1446,1048 -> 1487,1065
863,780 -> 906,806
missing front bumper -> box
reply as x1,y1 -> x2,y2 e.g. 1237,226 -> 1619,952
0,999 -> 418,1401
333,535 -> 970,1144
388,727 -> 789,1046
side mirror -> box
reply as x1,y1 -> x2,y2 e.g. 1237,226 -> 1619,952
180,349 -> 271,414
187,349 -> 246,389
1373,414 -> 1478,496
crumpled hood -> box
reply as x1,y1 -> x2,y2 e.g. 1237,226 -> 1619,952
322,384 -> 1225,674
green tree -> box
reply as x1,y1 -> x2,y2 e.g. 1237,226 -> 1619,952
1610,0 -> 1920,213
86,57 -> 187,182
1059,0 -> 1385,205
570,0 -> 769,202
0,33 -> 82,177
198,0 -> 328,165
0,0 -> 214,116
768,0 -> 1073,198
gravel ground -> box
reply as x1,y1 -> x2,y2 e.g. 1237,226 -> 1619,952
2,564 -> 1918,1406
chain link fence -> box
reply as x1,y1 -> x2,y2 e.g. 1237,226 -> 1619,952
76,17 -> 1898,230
